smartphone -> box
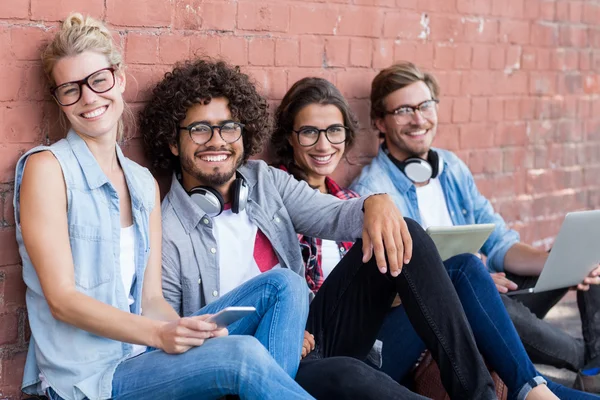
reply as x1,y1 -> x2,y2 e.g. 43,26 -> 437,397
206,306 -> 256,328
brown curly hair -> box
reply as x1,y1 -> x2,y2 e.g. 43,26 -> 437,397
140,58 -> 272,172
271,77 -> 359,182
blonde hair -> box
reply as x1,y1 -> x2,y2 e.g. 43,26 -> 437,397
41,13 -> 131,141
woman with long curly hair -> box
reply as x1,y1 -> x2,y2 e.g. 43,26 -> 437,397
14,14 -> 313,400
270,76 -> 598,400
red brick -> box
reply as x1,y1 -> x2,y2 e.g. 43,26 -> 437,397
31,0 -> 104,21
487,97 -> 504,121
428,14 -> 463,42
122,65 -> 166,103
19,64 -> 46,102
3,190 -> 15,227
290,4 -> 341,35
2,104 -> 43,144
383,11 -> 423,39
536,48 -> 551,70
433,43 -> 455,70
452,97 -> 471,123
185,0 -> 237,31
504,98 -> 520,120
11,27 -> 51,61
495,71 -> 528,95
461,71 -> 494,96
0,228 -> 20,267
496,121 -> 529,146
190,34 -> 220,58
454,43 -> 472,69
0,352 -> 26,387
0,0 -> 29,19
531,22 -> 559,47
106,0 -> 171,27
219,36 -> 248,66
350,38 -> 372,67
336,70 -> 376,99
0,67 -> 22,102
459,123 -> 495,149
521,47 -> 536,70
355,0 -> 396,6
299,36 -> 324,68
520,97 -> 536,120
529,72 -> 556,95
275,38 -> 299,67
555,1 -> 569,22
493,0 -> 524,17
489,45 -> 506,70
372,39 -> 393,69
582,3 -> 599,24
419,0 -> 456,13
238,2 -> 289,32
506,45 -> 522,71
414,42 -> 435,68
569,1 -> 583,23
434,124 -> 460,151
338,7 -> 384,38
500,20 -> 530,45
324,37 -> 349,68
125,33 -> 159,65
159,34 -> 190,65
524,0 -> 541,19
456,0 -> 492,14
245,68 -> 287,100
467,148 -> 503,174
463,18 -> 498,43
0,265 -> 26,312
287,68 -> 336,89
0,311 -> 18,346
436,97 -> 452,123
470,98 -> 488,121
393,41 -> 417,63
471,45 -> 490,69
436,71 -> 462,96
559,26 -> 588,48
539,0 -> 556,20
249,38 -> 275,66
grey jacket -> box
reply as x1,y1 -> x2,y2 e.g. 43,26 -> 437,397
161,160 -> 368,317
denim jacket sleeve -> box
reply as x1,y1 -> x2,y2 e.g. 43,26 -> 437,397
270,166 -> 368,242
459,159 -> 519,272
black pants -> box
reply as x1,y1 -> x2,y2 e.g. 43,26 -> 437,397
300,218 -> 496,400
503,272 -> 600,371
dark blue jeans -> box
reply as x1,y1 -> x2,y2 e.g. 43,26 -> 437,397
374,254 -> 600,400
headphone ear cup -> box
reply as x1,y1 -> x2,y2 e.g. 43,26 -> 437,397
189,186 -> 225,217
232,177 -> 248,214
402,158 -> 433,184
428,150 -> 441,179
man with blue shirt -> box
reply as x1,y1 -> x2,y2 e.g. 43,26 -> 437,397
351,61 -> 600,393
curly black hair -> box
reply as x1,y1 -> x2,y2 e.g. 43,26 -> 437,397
272,77 -> 359,182
140,58 -> 272,172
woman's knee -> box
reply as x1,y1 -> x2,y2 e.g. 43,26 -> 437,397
445,253 -> 488,276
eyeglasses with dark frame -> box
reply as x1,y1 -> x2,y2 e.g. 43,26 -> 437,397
50,67 -> 117,106
292,124 -> 348,147
179,121 -> 245,145
385,99 -> 439,120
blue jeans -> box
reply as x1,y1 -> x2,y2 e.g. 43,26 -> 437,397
375,254 -> 600,400
49,269 -> 313,400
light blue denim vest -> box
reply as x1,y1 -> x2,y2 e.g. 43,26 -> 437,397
14,130 -> 155,400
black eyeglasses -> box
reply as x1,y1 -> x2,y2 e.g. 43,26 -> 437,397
51,67 -> 117,106
179,121 -> 245,145
293,124 -> 348,147
385,99 -> 439,120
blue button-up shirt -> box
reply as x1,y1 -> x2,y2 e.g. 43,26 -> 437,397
350,146 -> 519,272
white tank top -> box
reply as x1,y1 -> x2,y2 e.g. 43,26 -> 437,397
120,225 -> 146,358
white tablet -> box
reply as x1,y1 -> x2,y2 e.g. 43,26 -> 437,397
426,224 -> 496,261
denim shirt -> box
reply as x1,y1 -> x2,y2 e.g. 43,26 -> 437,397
350,146 -> 519,272
14,131 -> 155,400
161,160 -> 367,317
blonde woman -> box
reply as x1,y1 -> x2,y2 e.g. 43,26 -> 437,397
15,14 -> 312,400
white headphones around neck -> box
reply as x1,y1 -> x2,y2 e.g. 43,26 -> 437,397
382,143 -> 444,184
185,171 -> 248,217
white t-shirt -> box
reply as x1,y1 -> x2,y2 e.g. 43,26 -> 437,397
214,207 -> 280,296
120,225 -> 146,358
415,178 -> 453,230
321,239 -> 342,280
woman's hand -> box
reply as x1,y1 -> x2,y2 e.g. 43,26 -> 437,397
157,314 -> 228,354
301,330 -> 315,359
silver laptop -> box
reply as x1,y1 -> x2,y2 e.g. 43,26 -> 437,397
507,210 -> 600,296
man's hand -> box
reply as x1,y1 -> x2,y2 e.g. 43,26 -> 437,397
301,330 -> 315,359
157,314 -> 228,354
490,272 -> 518,293
362,194 -> 412,277
577,265 -> 600,291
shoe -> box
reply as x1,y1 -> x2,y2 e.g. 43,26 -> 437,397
573,368 -> 600,393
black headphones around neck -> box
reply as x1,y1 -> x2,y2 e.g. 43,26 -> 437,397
382,143 -> 443,184
185,171 -> 249,217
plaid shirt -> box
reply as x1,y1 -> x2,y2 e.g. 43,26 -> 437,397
301,177 -> 358,293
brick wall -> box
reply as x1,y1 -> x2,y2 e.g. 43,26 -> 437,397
1,0 -> 599,397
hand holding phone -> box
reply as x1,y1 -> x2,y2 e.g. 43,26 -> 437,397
206,306 -> 256,328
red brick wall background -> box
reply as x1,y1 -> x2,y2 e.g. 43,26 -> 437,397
1,0 -> 599,397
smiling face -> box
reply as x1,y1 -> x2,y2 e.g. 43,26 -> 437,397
288,103 -> 346,188
375,80 -> 438,161
170,97 -> 244,198
51,51 -> 126,141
